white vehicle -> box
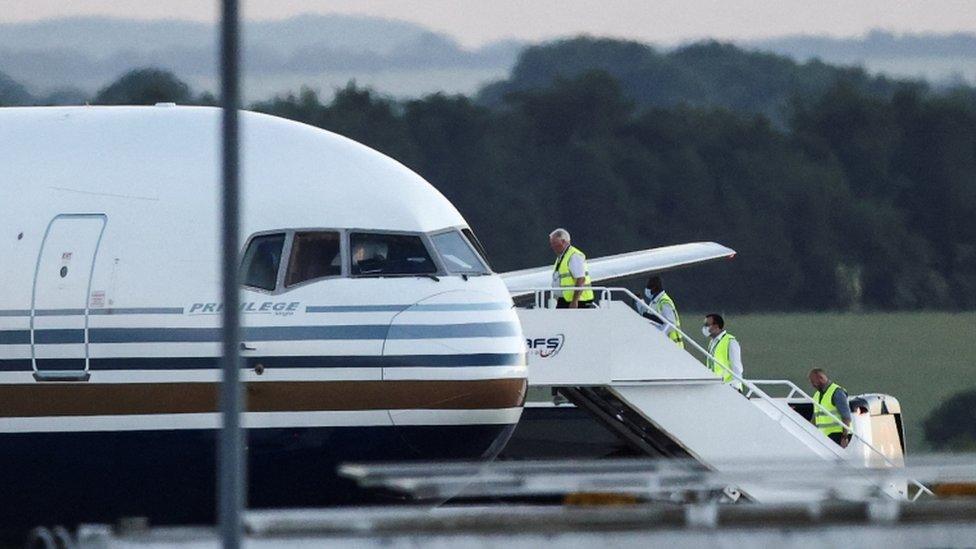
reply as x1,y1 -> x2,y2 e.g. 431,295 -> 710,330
0,106 -> 733,526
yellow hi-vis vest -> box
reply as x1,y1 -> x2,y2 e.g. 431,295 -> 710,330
554,245 -> 594,302
707,332 -> 735,383
813,382 -> 847,436
654,291 -> 684,349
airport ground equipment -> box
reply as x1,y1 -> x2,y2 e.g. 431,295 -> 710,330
58,455 -> 976,547
336,455 -> 973,507
339,458 -> 967,503
69,497 -> 976,548
515,287 -> 931,502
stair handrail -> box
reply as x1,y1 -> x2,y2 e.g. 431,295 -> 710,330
618,287 -> 859,451
746,378 -> 932,499
518,286 -> 931,500
528,287 -> 614,309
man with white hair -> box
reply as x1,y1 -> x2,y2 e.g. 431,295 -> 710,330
549,228 -> 594,308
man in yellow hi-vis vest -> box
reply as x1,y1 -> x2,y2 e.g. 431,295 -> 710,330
809,368 -> 852,447
641,275 -> 684,348
549,228 -> 594,308
703,313 -> 743,390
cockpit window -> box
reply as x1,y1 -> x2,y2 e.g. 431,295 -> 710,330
242,233 -> 285,291
431,231 -> 489,275
285,231 -> 342,287
461,228 -> 492,271
350,232 -> 436,276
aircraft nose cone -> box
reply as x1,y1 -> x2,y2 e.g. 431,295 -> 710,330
382,290 -> 527,460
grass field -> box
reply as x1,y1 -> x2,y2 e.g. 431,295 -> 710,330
685,311 -> 976,452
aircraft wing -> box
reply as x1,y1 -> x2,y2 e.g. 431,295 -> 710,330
501,242 -> 736,297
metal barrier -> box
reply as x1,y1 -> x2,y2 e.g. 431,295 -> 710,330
515,286 -> 932,500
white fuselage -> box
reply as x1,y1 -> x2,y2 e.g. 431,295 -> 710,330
0,106 -> 526,523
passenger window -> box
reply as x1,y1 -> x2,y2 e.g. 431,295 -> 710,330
285,231 -> 342,287
350,233 -> 436,276
242,233 -> 285,291
462,228 -> 492,269
431,231 -> 489,275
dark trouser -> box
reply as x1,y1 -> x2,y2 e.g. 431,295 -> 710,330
556,298 -> 595,309
827,432 -> 845,445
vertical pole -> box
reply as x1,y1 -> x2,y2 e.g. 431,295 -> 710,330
218,0 -> 244,547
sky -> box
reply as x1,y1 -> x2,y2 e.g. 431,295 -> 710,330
0,0 -> 974,47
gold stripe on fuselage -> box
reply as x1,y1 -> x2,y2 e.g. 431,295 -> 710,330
0,378 -> 527,417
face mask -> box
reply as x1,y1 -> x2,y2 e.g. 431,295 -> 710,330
701,326 -> 711,337
644,288 -> 654,300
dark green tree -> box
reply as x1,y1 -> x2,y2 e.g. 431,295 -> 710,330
479,36 -> 911,127
93,68 -> 192,105
246,43 -> 976,311
0,71 -> 33,106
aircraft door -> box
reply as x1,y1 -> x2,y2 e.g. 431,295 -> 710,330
30,214 -> 107,380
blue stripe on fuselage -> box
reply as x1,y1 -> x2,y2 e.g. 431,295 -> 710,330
0,353 -> 527,371
87,322 -> 518,343
0,359 -> 31,371
0,322 -> 520,345
0,304 -> 509,317
89,307 -> 186,315
305,302 -> 511,313
0,308 -> 185,317
34,329 -> 86,344
0,330 -> 30,344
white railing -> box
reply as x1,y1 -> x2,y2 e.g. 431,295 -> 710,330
516,286 -> 932,501
529,286 -> 614,309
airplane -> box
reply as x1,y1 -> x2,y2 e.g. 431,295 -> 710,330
0,105 -> 734,528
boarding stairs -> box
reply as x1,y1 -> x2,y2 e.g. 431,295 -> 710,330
515,287 -> 931,503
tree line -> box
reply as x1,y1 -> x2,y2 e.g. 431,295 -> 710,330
2,38 -> 974,311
